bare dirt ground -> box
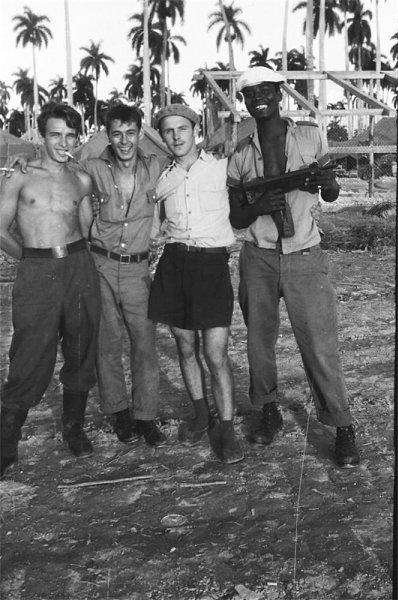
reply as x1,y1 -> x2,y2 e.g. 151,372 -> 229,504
0,180 -> 395,600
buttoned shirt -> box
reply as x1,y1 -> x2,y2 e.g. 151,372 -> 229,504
227,118 -> 329,253
151,150 -> 235,248
81,147 -> 164,254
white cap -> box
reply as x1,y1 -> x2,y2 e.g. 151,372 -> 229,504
236,67 -> 286,92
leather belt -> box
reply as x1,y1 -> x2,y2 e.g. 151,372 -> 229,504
23,238 -> 87,259
90,244 -> 148,264
170,243 -> 227,254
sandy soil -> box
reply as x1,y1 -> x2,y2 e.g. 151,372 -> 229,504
0,187 -> 395,600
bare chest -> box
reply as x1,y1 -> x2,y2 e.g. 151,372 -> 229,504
259,132 -> 287,177
114,171 -> 137,205
19,172 -> 83,216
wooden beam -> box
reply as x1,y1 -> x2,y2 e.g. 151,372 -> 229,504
202,71 -> 241,121
281,82 -> 323,119
320,109 -> 384,116
194,70 -> 389,81
329,145 -> 396,153
326,72 -> 392,113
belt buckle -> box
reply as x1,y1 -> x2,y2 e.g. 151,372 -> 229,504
120,254 -> 131,264
52,245 -> 68,258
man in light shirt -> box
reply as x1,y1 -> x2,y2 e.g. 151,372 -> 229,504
149,104 -> 243,465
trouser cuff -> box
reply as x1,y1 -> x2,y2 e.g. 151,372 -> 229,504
249,388 -> 278,410
317,407 -> 353,428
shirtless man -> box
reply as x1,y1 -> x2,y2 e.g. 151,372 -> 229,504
0,102 -> 100,478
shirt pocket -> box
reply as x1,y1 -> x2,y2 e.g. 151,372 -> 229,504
164,192 -> 185,216
198,183 -> 227,212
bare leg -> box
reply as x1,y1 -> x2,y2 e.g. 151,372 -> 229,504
170,327 -> 206,401
202,327 -> 234,420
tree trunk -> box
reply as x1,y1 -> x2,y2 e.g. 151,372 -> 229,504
94,78 -> 98,131
218,0 -> 235,103
160,21 -> 168,108
318,0 -> 326,131
64,0 -> 73,106
282,0 -> 289,111
305,0 -> 314,104
375,0 -> 381,99
143,0 -> 151,123
32,45 -> 39,129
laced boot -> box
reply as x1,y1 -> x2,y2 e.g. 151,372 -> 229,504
178,398 -> 209,445
209,420 -> 244,464
335,425 -> 360,467
1,407 -> 28,478
112,408 -> 139,444
247,402 -> 283,445
62,389 -> 93,458
136,420 -> 167,447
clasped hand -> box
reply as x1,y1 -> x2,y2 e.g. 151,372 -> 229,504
250,188 -> 286,215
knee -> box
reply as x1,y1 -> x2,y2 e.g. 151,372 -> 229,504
204,348 -> 229,373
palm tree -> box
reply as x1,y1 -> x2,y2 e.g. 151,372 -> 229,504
248,46 -> 277,68
0,82 -> 11,128
124,61 -> 161,104
127,12 -> 164,62
391,32 -> 398,67
72,72 -> 95,137
149,0 -> 185,108
79,40 -> 114,131
12,6 -> 52,128
207,2 -> 251,71
347,2 -> 372,71
369,0 -> 386,98
49,75 -> 68,102
273,48 -> 308,99
293,0 -> 342,36
12,67 -> 48,111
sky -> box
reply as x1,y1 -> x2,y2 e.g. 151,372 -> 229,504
1,0 -> 397,113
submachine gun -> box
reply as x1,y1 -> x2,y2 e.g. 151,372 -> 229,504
227,161 -> 337,238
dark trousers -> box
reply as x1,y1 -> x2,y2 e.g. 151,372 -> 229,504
239,242 -> 353,427
1,250 -> 100,412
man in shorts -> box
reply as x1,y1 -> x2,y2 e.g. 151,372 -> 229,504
0,102 -> 100,477
148,104 -> 243,464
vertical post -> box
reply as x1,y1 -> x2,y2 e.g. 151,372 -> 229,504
368,115 -> 375,198
282,0 -> 289,112
318,0 -> 326,134
305,0 -> 314,105
143,0 -> 151,124
64,0 -> 73,106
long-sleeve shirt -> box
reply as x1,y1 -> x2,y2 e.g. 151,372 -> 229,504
81,146 -> 165,254
151,150 -> 235,248
227,118 -> 330,253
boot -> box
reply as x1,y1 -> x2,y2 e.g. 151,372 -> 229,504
62,389 -> 93,458
335,425 -> 360,467
247,402 -> 283,445
112,408 -> 139,444
208,420 -> 244,464
1,406 -> 28,478
135,420 -> 167,447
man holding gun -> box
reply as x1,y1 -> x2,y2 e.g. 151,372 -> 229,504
227,67 -> 359,467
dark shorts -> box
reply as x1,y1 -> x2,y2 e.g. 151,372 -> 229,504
148,243 -> 234,330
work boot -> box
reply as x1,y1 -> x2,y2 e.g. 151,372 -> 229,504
1,407 -> 28,479
247,402 -> 283,445
62,389 -> 93,458
112,408 -> 139,444
335,425 -> 360,467
178,419 -> 208,445
178,397 -> 210,445
136,420 -> 167,447
209,421 -> 244,464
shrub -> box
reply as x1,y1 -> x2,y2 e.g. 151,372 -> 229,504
320,210 -> 396,251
